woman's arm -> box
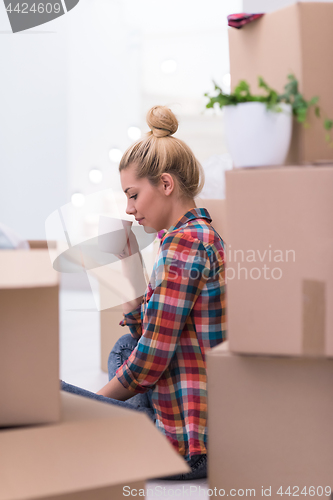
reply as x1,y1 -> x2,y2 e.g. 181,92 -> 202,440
96,375 -> 134,401
116,232 -> 211,394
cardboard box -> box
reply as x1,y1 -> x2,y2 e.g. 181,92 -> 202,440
100,305 -> 125,373
99,242 -> 159,372
0,241 -> 60,426
207,342 -> 333,498
0,392 -> 189,500
225,166 -> 333,356
228,2 -> 333,164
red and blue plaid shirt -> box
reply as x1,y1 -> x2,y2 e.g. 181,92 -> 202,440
116,207 -> 227,459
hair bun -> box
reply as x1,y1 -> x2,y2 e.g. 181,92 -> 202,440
146,105 -> 178,138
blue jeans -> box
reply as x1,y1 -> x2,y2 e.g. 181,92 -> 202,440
156,454 -> 208,481
60,333 -> 207,480
60,333 -> 155,421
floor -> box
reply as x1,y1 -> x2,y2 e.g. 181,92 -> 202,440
60,289 -> 209,499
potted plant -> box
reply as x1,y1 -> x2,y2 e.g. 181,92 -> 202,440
204,74 -> 333,168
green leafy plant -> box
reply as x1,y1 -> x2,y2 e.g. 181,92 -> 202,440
204,74 -> 333,144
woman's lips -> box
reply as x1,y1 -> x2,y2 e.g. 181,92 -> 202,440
137,218 -> 144,225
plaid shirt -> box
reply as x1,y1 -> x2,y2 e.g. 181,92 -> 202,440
116,208 -> 227,460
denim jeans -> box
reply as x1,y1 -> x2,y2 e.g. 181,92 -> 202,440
60,333 -> 155,421
155,454 -> 208,481
60,333 -> 207,480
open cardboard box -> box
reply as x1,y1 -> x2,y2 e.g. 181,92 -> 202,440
225,166 -> 333,357
228,2 -> 333,165
0,240 -> 60,427
0,392 -> 189,500
100,199 -> 227,372
99,243 -> 159,372
207,342 -> 333,498
100,304 -> 126,373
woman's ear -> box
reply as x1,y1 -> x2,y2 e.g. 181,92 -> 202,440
160,173 -> 175,196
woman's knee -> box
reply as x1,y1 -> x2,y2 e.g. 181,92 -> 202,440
107,333 -> 138,379
111,333 -> 137,353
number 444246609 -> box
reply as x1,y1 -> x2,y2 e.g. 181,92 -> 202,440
6,3 -> 61,14
277,486 -> 331,496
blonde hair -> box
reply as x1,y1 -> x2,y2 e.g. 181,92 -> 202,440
119,105 -> 205,200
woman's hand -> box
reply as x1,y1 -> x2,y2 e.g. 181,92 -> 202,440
116,227 -> 140,260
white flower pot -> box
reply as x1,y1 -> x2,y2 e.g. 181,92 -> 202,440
223,102 -> 292,168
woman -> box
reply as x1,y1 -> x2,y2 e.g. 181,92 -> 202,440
61,105 -> 227,480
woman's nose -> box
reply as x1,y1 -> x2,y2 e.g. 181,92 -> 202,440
126,201 -> 136,215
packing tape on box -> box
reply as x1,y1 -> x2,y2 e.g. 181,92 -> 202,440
302,279 -> 326,356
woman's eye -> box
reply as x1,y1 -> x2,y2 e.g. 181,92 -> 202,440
130,194 -> 137,200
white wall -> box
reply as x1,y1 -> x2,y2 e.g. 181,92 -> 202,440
0,0 -> 243,240
62,0 -> 242,244
126,0 -> 242,164
0,7 -> 68,239
243,0 -> 333,13
65,0 -> 243,201
65,0 -> 141,202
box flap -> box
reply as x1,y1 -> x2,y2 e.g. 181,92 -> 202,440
0,249 -> 59,288
0,392 -> 189,500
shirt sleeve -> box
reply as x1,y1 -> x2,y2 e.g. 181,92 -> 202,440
116,231 -> 211,394
119,303 -> 142,339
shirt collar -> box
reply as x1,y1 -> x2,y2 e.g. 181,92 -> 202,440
166,207 -> 212,234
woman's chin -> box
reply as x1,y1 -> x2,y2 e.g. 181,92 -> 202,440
143,225 -> 158,234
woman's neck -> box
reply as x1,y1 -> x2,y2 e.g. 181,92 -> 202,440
166,199 -> 197,231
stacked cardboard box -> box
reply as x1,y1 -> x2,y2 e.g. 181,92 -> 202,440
207,166 -> 333,497
225,166 -> 333,357
0,242 -> 188,499
0,241 -> 60,427
207,4 -> 333,495
208,342 -> 333,497
228,2 -> 333,165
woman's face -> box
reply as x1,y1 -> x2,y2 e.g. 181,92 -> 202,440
120,163 -> 173,232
